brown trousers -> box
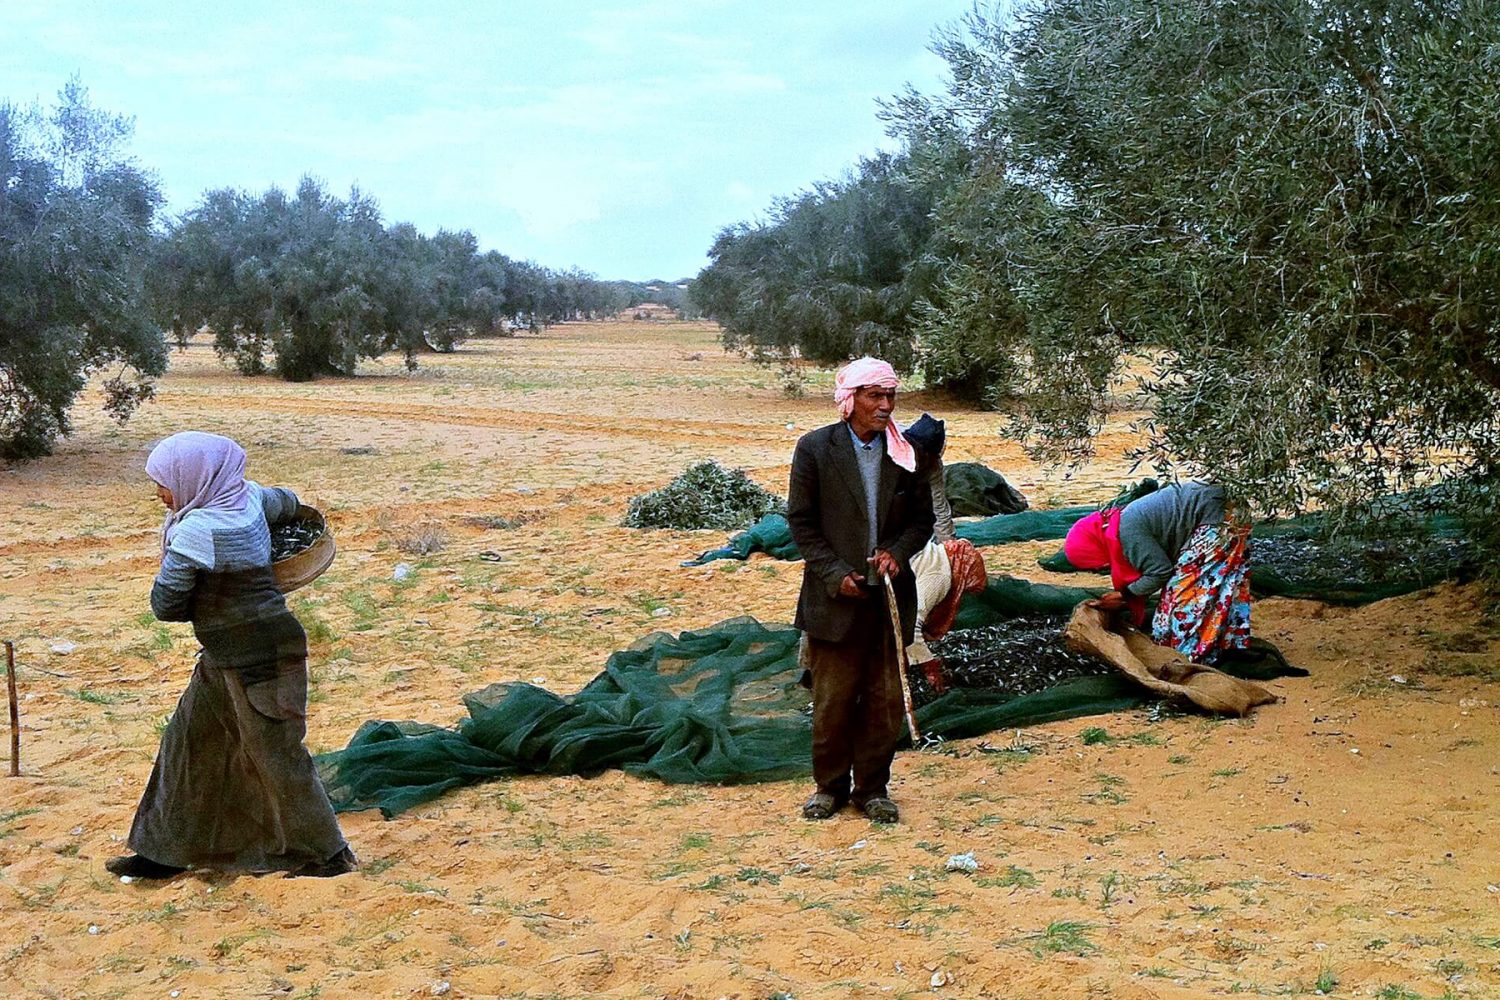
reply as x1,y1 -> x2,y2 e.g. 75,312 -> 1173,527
805,611 -> 905,803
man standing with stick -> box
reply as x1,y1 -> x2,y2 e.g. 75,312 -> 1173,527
787,358 -> 934,823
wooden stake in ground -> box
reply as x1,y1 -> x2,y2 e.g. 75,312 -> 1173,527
881,574 -> 923,745
5,641 -> 17,776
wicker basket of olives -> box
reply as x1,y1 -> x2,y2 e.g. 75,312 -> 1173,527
271,506 -> 336,592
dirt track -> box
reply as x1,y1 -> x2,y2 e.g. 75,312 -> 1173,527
1,320 -> 1496,999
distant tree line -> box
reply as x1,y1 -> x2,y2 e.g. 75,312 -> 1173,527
694,0 -> 1500,565
0,79 -> 639,457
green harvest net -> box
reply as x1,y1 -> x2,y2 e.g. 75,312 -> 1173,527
943,461 -> 1029,517
315,577 -> 1302,818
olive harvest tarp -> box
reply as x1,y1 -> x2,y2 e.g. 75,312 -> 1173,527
315,578 -> 1301,818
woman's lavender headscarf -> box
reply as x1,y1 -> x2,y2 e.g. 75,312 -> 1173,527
146,432 -> 251,557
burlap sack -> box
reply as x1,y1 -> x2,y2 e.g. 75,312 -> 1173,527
1063,604 -> 1278,716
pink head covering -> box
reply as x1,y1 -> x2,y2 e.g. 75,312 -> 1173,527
833,357 -> 915,472
146,431 -> 251,556
1064,508 -> 1148,625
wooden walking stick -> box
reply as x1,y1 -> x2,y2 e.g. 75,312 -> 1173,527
5,641 -> 18,776
882,574 -> 923,745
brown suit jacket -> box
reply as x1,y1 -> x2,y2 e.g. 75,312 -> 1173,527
787,421 -> 934,644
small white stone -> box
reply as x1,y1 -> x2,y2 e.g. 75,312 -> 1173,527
1350,748 -> 1360,755
1390,675 -> 1407,685
87,924 -> 99,934
931,969 -> 950,987
393,563 -> 414,581
531,677 -> 545,684
651,607 -> 673,618
850,839 -> 868,850
50,640 -> 77,655
431,982 -> 451,996
119,875 -> 134,884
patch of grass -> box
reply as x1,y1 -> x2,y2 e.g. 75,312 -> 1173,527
1375,987 -> 1422,1000
1010,920 -> 1097,958
68,688 -> 120,705
212,929 -> 273,958
1418,651 -> 1500,683
1168,754 -> 1192,765
679,833 -> 711,850
362,857 -> 397,877
0,807 -> 42,838
1212,767 -> 1244,778
735,866 -> 780,886
1139,967 -> 1173,978
1315,968 -> 1338,993
976,866 -> 1038,890
1432,958 -> 1468,976
395,525 -> 449,555
395,878 -> 447,896
1099,871 -> 1124,908
465,514 -> 532,530
1080,726 -> 1114,745
1084,772 -> 1129,805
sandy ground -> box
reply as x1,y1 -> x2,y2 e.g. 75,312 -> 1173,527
1,319 -> 1496,1000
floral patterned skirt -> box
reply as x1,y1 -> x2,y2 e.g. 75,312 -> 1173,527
1151,521 -> 1252,663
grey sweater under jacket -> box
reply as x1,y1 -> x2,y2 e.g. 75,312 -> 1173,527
1118,483 -> 1227,596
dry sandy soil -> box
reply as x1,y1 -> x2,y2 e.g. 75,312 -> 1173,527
1,320 -> 1496,1000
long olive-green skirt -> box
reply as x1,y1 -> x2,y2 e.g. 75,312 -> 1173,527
127,632 -> 347,874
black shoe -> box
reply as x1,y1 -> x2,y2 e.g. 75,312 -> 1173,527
105,855 -> 186,879
286,846 -> 359,878
859,797 -> 900,824
801,792 -> 846,820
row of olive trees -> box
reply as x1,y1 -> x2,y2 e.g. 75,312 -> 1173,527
1,82 -> 632,457
151,179 -> 632,381
697,0 -> 1500,551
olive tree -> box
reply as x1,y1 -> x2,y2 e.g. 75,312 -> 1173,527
0,80 -> 165,459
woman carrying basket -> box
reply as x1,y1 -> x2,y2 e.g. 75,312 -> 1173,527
107,431 -> 354,879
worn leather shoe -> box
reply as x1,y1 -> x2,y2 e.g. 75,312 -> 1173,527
801,792 -> 845,820
860,797 -> 900,824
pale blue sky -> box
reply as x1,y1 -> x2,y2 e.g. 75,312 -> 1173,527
4,1 -> 980,280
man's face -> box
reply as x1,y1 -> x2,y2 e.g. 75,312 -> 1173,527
851,385 -> 896,431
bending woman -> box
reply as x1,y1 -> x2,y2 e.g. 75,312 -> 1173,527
108,432 -> 355,879
1063,482 -> 1251,664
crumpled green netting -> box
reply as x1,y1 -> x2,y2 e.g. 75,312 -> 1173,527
315,577 -> 1300,818
943,461 -> 1029,517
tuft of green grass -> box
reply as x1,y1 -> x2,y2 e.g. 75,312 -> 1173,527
735,866 -> 780,886
1375,987 -> 1422,1000
1080,726 -> 1113,745
68,688 -> 121,704
1012,920 -> 1097,958
0,807 -> 43,839
1212,767 -> 1244,778
1315,968 -> 1338,993
976,865 -> 1038,890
